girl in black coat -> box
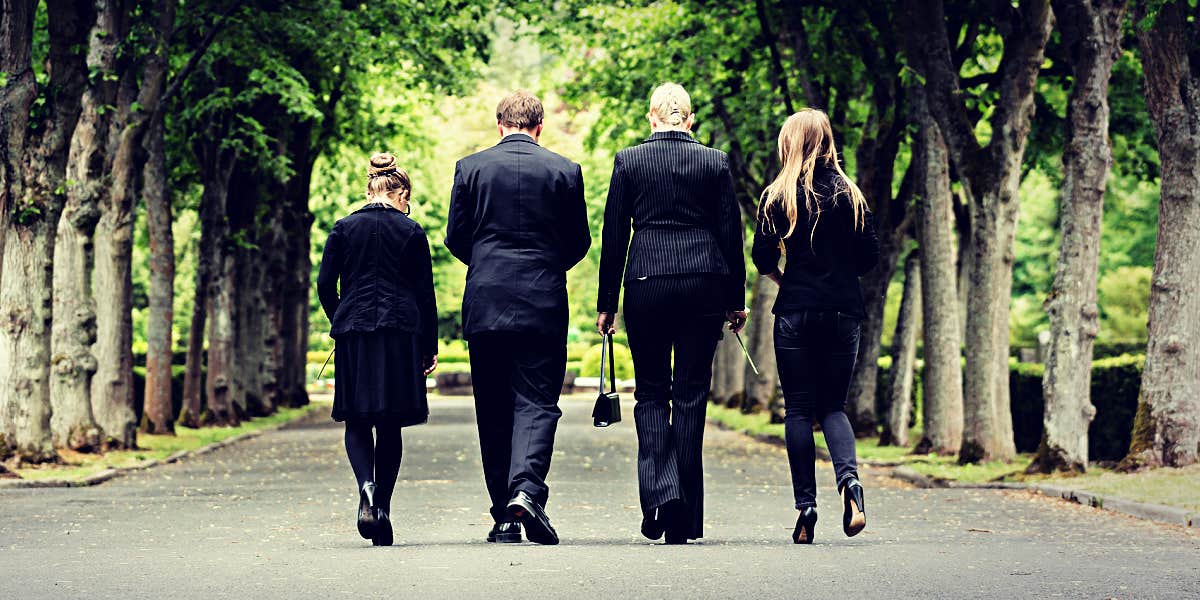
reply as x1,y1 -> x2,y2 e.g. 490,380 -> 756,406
752,109 -> 879,545
317,153 -> 438,546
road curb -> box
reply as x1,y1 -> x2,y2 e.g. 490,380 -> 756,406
0,405 -> 323,491
890,466 -> 1197,530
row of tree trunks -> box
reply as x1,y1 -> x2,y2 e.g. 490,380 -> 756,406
1122,0 -> 1200,470
1031,0 -> 1125,474
881,251 -> 921,447
0,0 -> 94,463
902,0 -> 1053,464
910,83 -> 964,455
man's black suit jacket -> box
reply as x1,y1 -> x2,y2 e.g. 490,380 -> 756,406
597,130 -> 746,314
445,133 -> 591,340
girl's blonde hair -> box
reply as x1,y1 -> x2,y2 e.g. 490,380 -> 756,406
648,82 -> 692,127
366,152 -> 411,201
760,109 -> 866,242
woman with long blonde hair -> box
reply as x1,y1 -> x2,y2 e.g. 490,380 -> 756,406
751,109 -> 878,544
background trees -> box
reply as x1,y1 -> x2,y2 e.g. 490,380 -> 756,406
0,0 -> 1193,478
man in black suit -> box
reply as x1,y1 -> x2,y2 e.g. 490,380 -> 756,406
445,91 -> 591,546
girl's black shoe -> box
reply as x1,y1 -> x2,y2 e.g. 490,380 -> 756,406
357,482 -> 379,540
372,509 -> 393,546
793,507 -> 818,544
840,478 -> 866,537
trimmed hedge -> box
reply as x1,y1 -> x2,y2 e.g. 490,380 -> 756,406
1008,354 -> 1143,461
579,341 -> 635,380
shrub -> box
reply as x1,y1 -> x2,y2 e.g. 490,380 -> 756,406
1007,354 -> 1144,461
579,341 -> 634,380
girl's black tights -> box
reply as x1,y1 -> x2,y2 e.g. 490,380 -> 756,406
345,421 -> 404,512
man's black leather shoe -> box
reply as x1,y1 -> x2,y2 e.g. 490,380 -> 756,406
487,521 -> 522,543
507,491 -> 559,545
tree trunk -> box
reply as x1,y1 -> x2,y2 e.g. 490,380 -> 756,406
1121,0 -> 1200,470
902,0 -> 1052,464
0,0 -> 93,462
711,330 -> 746,408
142,113 -> 174,435
740,276 -> 778,415
846,242 -> 902,435
202,160 -> 239,427
911,85 -> 964,455
278,157 -> 314,408
48,1 -> 117,449
1030,0 -> 1124,474
881,251 -> 921,447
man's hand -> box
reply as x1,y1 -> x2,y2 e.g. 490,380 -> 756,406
423,355 -> 439,376
597,312 -> 616,335
766,271 -> 783,285
726,310 -> 748,334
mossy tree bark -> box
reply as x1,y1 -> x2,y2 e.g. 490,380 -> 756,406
1120,0 -> 1200,470
0,0 -> 93,463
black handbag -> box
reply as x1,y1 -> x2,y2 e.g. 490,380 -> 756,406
591,333 -> 622,427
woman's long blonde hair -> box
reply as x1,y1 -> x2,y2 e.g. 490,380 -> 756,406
760,109 -> 866,242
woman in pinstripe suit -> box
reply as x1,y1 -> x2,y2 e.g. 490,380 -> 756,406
596,83 -> 747,544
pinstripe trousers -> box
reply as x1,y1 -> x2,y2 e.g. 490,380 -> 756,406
623,275 -> 724,540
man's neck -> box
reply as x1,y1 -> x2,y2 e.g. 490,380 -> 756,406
499,127 -> 539,142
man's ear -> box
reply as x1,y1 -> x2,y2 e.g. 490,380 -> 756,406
534,123 -> 544,139
497,122 -> 505,136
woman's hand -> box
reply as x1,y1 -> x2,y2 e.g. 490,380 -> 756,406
597,312 -> 616,335
422,355 -> 438,376
766,271 -> 783,285
726,309 -> 748,334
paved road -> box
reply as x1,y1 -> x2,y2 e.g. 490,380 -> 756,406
2,395 -> 1197,599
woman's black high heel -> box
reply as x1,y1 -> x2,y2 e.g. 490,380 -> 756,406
373,509 -> 393,546
793,507 -> 818,544
840,477 -> 866,537
357,482 -> 379,540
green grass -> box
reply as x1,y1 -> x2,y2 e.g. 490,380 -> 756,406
707,403 -> 1031,484
1032,464 -> 1200,512
15,402 -> 328,482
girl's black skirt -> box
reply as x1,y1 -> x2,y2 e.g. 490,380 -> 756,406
332,328 -> 428,426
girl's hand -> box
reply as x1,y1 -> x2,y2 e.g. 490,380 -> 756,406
597,312 -> 617,335
766,271 -> 783,285
423,355 -> 438,376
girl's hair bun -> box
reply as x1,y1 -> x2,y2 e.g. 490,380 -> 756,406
368,152 -> 398,178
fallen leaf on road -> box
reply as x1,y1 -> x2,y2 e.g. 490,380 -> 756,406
967,528 -> 993,533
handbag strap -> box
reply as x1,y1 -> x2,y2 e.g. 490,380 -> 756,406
599,333 -> 617,394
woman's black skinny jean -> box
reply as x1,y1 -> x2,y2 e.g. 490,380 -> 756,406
773,310 -> 861,509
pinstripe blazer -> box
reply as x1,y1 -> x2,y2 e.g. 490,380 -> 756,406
597,130 -> 746,313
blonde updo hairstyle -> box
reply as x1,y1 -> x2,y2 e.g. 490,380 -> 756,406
647,82 -> 693,129
366,152 -> 411,203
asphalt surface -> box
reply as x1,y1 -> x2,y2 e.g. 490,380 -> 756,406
1,395 -> 1197,599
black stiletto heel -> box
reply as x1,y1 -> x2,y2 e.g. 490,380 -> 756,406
373,509 -> 393,546
793,507 -> 818,544
357,482 -> 378,540
840,478 -> 866,537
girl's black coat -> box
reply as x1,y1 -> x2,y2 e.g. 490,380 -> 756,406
750,164 -> 880,319
317,203 -> 438,356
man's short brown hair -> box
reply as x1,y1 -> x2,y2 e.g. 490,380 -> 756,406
496,91 -> 544,130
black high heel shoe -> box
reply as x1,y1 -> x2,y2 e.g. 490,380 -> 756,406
373,509 -> 393,546
357,482 -> 379,540
840,478 -> 866,537
793,507 -> 818,544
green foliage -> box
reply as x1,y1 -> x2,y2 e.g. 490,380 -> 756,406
579,341 -> 634,380
1097,266 -> 1152,344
